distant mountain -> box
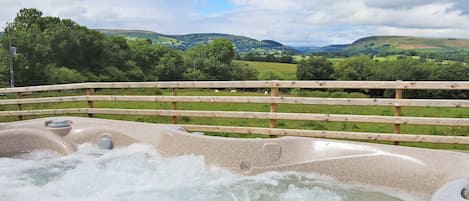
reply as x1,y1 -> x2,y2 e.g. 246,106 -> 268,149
96,29 -> 296,54
344,36 -> 469,55
10,29 -> 469,56
290,36 -> 469,56
320,44 -> 349,52
290,44 -> 349,54
289,46 -> 321,54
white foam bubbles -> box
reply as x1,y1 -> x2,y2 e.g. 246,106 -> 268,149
280,184 -> 342,201
0,144 -> 417,201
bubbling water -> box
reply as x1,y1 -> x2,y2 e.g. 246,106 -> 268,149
0,144 -> 419,201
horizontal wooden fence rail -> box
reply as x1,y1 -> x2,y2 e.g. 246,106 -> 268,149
179,125 -> 469,144
0,80 -> 469,146
1,80 -> 469,93
2,95 -> 469,108
1,108 -> 468,127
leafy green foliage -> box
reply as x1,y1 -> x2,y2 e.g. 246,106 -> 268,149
154,50 -> 186,80
1,8 -> 108,85
429,62 -> 469,81
0,46 -> 7,86
207,38 -> 235,65
231,62 -> 259,80
296,56 -> 333,80
184,39 -> 258,80
50,67 -> 86,83
370,58 -> 434,81
332,56 -> 375,80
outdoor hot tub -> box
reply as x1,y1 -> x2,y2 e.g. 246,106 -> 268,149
0,117 -> 468,201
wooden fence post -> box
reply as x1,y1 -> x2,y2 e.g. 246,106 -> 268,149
394,81 -> 403,145
16,92 -> 22,120
87,88 -> 94,118
269,86 -> 279,138
172,88 -> 178,124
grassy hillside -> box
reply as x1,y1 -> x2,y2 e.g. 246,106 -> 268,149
96,29 -> 295,54
95,29 -> 184,45
345,36 -> 469,54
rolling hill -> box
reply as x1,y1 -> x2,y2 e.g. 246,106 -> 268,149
344,36 -> 469,54
96,29 -> 296,54
6,28 -> 469,56
290,44 -> 349,54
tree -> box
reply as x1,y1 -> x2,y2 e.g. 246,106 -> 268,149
98,66 -> 128,81
0,46 -> 8,86
184,44 -> 209,80
11,8 -> 44,30
1,8 -> 51,86
429,62 -> 469,81
333,55 -> 375,80
129,40 -> 186,81
123,60 -> 146,81
231,62 -> 258,80
296,56 -> 333,80
428,62 -> 469,98
1,8 -> 109,85
103,36 -> 130,68
50,67 -> 86,84
207,38 -> 235,65
184,39 -> 253,80
154,49 -> 186,80
370,59 -> 435,81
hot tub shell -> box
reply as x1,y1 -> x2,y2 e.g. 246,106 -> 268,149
0,117 -> 467,200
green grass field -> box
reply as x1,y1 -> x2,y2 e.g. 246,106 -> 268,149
239,60 -> 297,80
2,88 -> 469,150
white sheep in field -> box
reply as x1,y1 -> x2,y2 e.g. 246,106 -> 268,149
264,91 -> 269,95
230,90 -> 237,93
214,89 -> 219,93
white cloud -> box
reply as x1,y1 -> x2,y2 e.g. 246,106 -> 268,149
363,0 -> 442,9
334,2 -> 469,29
226,0 -> 469,45
1,0 -> 469,46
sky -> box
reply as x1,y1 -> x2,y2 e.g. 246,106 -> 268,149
1,0 -> 469,46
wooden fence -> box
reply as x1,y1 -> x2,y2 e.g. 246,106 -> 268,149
1,80 -> 469,145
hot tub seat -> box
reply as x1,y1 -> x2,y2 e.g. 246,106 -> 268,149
0,128 -> 76,156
